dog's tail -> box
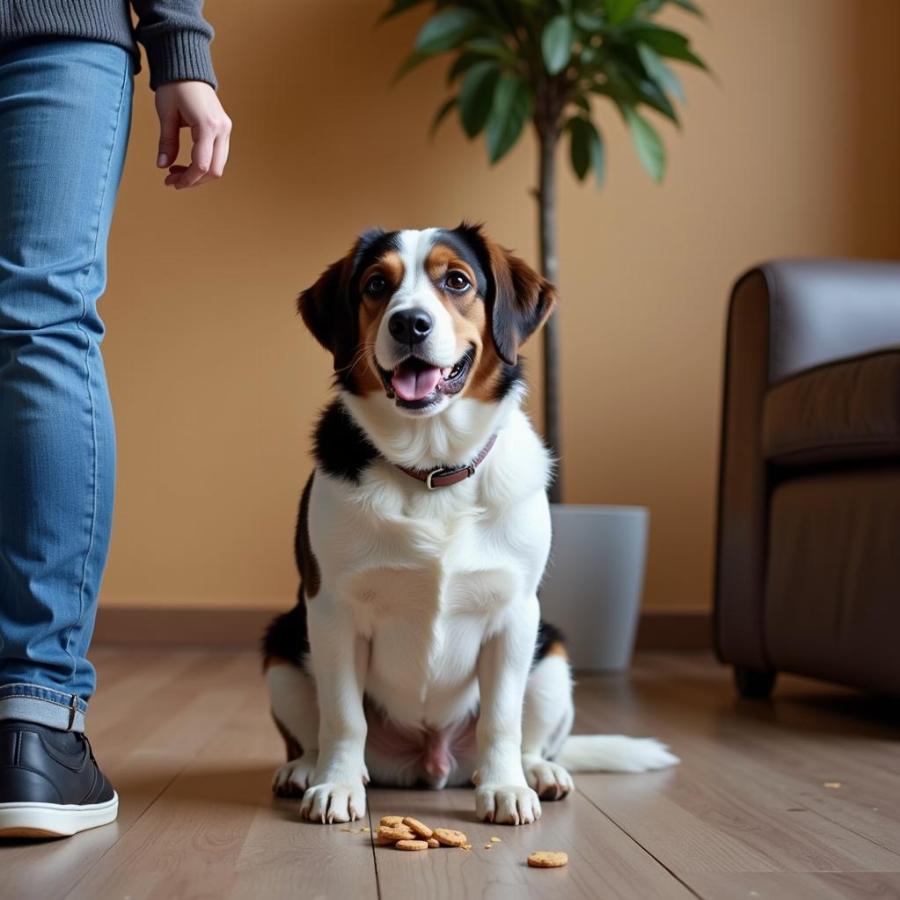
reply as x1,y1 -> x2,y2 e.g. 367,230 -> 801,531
554,735 -> 680,773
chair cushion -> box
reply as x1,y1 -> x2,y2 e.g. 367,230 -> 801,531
762,349 -> 900,466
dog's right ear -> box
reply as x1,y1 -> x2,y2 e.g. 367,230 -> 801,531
297,257 -> 350,353
297,257 -> 351,356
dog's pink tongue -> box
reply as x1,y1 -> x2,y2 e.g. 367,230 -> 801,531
391,364 -> 442,402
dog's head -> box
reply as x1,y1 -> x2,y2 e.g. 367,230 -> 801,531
298,224 -> 557,416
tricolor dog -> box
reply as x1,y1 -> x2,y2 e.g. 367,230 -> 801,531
263,224 -> 677,825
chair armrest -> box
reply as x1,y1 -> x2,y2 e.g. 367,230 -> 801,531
714,269 -> 771,669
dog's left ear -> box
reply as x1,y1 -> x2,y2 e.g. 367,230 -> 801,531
458,225 -> 557,365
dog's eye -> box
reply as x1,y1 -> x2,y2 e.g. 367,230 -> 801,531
445,271 -> 470,292
365,274 -> 388,297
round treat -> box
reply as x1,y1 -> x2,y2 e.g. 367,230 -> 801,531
402,817 -> 434,839
426,838 -> 440,849
395,839 -> 429,851
380,815 -> 404,826
377,823 -> 415,843
433,828 -> 468,848
527,851 -> 568,868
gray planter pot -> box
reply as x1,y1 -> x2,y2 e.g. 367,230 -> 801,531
539,504 -> 650,672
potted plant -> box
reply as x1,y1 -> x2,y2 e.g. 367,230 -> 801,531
381,0 -> 709,668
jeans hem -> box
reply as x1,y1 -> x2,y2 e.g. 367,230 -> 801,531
0,683 -> 87,732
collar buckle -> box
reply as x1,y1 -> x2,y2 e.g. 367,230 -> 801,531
425,466 -> 458,490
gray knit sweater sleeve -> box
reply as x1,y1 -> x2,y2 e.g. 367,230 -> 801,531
131,1 -> 216,90
0,1 -> 217,90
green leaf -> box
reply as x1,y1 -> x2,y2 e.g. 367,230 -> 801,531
638,43 -> 684,102
379,0 -> 430,23
485,74 -> 532,163
623,106 -> 666,181
458,61 -> 500,138
568,117 -> 591,180
541,15 -> 574,75
606,0 -> 642,25
638,0 -> 704,15
429,96 -> 457,138
415,8 -> 482,55
393,51 -> 431,83
464,37 -> 516,64
574,11 -> 606,31
447,53 -> 481,84
669,0 -> 704,16
567,117 -> 605,185
626,24 -> 708,69
572,9 -> 606,34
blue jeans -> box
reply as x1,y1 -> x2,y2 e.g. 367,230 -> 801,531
0,40 -> 133,732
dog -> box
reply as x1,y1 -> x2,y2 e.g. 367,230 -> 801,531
263,224 -> 678,825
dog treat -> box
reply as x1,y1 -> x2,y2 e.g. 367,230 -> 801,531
433,827 -> 468,847
377,823 -> 416,843
402,816 -> 433,839
527,851 -> 568,868
380,815 -> 404,826
395,839 -> 430,852
490,836 -> 501,843
426,837 -> 440,849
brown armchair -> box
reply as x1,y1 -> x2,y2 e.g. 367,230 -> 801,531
714,260 -> 900,698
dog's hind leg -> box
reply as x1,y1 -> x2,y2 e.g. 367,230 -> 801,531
521,647 -> 576,801
266,660 -> 320,797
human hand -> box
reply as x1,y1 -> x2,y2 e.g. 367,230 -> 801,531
155,81 -> 232,189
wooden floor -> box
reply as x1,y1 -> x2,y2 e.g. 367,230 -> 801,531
3,650 -> 899,900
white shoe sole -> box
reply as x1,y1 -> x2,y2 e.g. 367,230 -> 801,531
0,792 -> 118,838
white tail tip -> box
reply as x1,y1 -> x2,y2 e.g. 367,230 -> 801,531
555,735 -> 680,773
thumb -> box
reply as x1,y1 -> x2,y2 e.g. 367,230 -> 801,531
157,112 -> 180,167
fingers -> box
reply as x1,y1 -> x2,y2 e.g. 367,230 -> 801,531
170,123 -> 215,189
197,131 -> 230,186
168,119 -> 232,190
157,111 -> 180,168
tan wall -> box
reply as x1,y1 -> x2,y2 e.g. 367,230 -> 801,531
101,0 -> 900,613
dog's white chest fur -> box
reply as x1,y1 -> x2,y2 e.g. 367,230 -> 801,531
309,399 -> 551,732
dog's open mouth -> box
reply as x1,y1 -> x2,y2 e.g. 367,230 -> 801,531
379,346 -> 475,409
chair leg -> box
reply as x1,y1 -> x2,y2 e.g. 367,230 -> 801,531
734,666 -> 777,699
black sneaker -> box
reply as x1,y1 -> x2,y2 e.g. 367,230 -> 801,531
0,719 -> 118,838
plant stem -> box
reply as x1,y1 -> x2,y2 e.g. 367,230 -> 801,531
537,125 -> 562,503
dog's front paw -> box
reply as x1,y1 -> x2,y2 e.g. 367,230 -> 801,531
523,758 -> 574,801
300,780 -> 366,824
475,784 -> 541,825
273,754 -> 318,798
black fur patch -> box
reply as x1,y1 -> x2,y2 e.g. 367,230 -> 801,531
533,620 -> 566,665
313,400 -> 377,483
432,226 -> 489,296
493,359 -> 525,401
262,600 -> 310,669
294,473 -> 320,597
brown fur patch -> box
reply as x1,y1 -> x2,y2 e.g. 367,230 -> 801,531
424,244 -> 506,402
544,641 -> 568,660
355,251 -> 404,394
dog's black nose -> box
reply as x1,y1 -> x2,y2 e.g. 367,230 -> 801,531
388,308 -> 433,344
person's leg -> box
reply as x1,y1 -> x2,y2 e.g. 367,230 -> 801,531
0,39 -> 133,733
